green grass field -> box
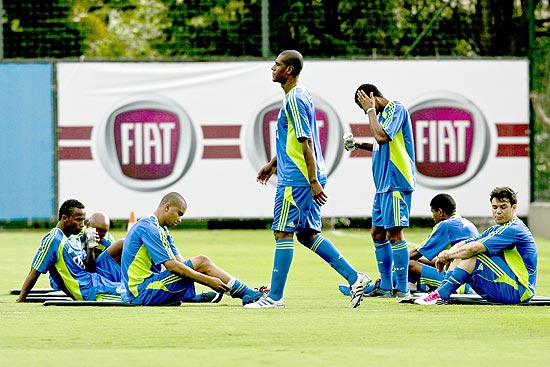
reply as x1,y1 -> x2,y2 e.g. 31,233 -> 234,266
1,227 -> 549,367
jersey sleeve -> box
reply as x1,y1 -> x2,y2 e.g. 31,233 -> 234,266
285,89 -> 312,140
382,102 -> 407,140
472,224 -> 517,254
417,222 -> 451,260
139,224 -> 177,266
32,228 -> 63,274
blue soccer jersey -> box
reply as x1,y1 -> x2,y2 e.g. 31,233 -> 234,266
121,215 -> 181,302
416,214 -> 479,260
275,85 -> 327,187
32,228 -> 118,300
372,100 -> 415,193
466,217 -> 537,299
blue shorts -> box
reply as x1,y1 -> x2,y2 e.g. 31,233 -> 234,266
271,185 -> 322,233
468,253 -> 531,304
372,190 -> 412,229
92,250 -> 122,300
129,259 -> 197,305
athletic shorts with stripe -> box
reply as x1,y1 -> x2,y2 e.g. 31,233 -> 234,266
129,259 -> 196,305
271,185 -> 322,233
372,190 -> 412,229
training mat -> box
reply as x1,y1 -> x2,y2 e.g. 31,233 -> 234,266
9,288 -> 56,295
43,300 -> 182,307
400,293 -> 550,306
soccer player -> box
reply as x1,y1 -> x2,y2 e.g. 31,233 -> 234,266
244,50 -> 370,309
17,199 -> 122,302
415,186 -> 538,305
120,192 -> 263,306
350,83 -> 416,298
79,211 -> 117,272
408,193 -> 478,292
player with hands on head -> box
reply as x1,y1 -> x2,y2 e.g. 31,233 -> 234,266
245,50 -> 370,309
349,83 -> 416,298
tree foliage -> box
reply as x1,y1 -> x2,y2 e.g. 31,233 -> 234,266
2,0 -> 548,59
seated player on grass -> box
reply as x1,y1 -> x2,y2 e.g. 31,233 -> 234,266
408,193 -> 478,293
17,199 -> 123,302
120,192 -> 263,306
415,186 -> 537,305
79,211 -> 117,271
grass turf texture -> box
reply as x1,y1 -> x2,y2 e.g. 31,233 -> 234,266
1,228 -> 549,367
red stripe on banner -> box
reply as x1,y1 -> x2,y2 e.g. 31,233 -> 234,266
202,145 -> 241,159
496,144 -> 529,157
351,150 -> 372,158
495,123 -> 528,137
202,125 -> 241,139
349,124 -> 373,137
59,147 -> 93,160
348,124 -> 372,157
58,126 -> 93,140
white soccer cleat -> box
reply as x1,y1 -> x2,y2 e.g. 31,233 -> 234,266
414,291 -> 448,305
349,272 -> 371,308
243,295 -> 285,309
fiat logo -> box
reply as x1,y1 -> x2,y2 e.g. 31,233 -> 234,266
95,94 -> 196,191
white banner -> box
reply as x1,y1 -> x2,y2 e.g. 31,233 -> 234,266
57,60 -> 529,219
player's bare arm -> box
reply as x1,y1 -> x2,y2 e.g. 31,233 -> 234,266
301,138 -> 327,205
356,90 -> 389,144
17,268 -> 41,302
257,156 -> 277,185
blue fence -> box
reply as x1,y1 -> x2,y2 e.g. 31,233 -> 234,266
0,63 -> 55,220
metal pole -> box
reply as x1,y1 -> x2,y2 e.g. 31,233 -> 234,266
0,0 -> 4,59
261,0 -> 269,58
528,0 -> 536,201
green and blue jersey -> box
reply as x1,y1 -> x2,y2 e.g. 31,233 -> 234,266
416,214 -> 479,260
275,85 -> 327,187
121,215 -> 181,302
32,228 -> 97,300
466,217 -> 537,299
372,101 -> 415,193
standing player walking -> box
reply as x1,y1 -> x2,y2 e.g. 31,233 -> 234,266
245,50 -> 370,309
348,83 -> 416,297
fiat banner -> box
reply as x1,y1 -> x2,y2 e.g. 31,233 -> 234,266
57,60 -> 529,219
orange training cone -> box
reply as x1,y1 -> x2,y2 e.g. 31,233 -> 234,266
127,211 -> 137,232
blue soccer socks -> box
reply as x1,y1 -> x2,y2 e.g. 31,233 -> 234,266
228,277 -> 262,304
374,240 -> 393,291
438,267 -> 472,300
268,239 -> 294,301
306,235 -> 358,285
392,240 -> 409,293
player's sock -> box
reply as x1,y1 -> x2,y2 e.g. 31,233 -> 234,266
437,267 -> 471,300
374,240 -> 393,291
305,235 -> 357,285
391,240 -> 409,293
227,277 -> 260,300
267,239 -> 294,301
420,264 -> 443,291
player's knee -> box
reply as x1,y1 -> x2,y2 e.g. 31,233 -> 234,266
296,231 -> 315,246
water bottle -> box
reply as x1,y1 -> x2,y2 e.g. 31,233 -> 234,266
85,227 -> 97,249
343,133 -> 356,151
